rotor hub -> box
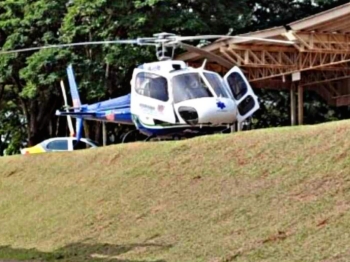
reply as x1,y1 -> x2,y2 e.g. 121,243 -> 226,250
152,32 -> 178,61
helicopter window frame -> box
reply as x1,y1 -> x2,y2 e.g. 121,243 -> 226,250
134,72 -> 169,102
202,71 -> 230,99
226,72 -> 248,101
171,72 -> 214,104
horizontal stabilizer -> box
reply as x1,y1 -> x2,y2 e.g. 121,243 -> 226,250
55,110 -> 96,117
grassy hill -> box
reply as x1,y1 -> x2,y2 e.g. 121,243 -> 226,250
0,120 -> 350,262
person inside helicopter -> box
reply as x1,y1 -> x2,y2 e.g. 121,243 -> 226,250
203,72 -> 230,98
172,73 -> 212,103
135,72 -> 169,102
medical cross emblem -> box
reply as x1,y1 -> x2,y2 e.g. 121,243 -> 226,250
217,101 -> 226,110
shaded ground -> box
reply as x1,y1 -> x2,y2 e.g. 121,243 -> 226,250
0,242 -> 169,261
0,120 -> 350,261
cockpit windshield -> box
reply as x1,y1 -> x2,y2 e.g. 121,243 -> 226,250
172,73 -> 213,103
203,72 -> 230,98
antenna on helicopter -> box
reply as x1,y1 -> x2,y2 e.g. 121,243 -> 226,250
201,59 -> 208,69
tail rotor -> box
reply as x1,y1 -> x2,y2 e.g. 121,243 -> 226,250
60,80 -> 75,137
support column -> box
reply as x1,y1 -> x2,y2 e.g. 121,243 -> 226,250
237,122 -> 242,132
102,122 -> 107,146
298,84 -> 304,125
290,85 -> 296,126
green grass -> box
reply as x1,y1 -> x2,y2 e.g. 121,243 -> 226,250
0,120 -> 350,262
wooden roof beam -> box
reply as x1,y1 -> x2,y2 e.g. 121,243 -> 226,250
289,3 -> 350,31
306,85 -> 336,105
180,43 -> 233,69
295,32 -> 350,53
303,14 -> 350,32
242,53 -> 350,82
221,48 -> 297,68
301,70 -> 350,88
220,48 -> 350,70
229,44 -> 296,53
251,80 -> 291,90
335,95 -> 350,106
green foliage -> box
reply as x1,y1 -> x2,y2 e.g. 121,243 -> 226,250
0,0 -> 70,147
0,97 -> 26,156
251,89 -> 291,128
245,0 -> 350,32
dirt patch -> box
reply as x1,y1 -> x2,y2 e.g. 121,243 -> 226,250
289,175 -> 346,202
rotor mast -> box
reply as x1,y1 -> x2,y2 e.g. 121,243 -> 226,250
153,32 -> 177,61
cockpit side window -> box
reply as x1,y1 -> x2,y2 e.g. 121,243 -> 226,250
135,72 -> 169,102
172,73 -> 213,103
226,72 -> 248,100
203,72 -> 229,98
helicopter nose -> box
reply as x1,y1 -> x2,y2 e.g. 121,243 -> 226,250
176,98 -> 237,125
178,106 -> 199,125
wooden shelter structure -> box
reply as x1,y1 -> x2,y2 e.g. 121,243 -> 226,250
176,3 -> 350,125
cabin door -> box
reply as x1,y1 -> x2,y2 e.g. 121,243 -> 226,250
131,70 -> 176,124
223,66 -> 260,122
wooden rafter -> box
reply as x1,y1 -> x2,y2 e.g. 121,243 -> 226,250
222,49 -> 350,81
288,32 -> 350,53
335,94 -> 350,106
180,43 -> 233,69
301,70 -> 350,87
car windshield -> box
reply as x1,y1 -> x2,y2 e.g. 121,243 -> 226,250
203,72 -> 230,98
172,73 -> 213,103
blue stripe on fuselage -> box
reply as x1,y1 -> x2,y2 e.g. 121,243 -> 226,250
87,93 -> 131,111
84,93 -> 133,125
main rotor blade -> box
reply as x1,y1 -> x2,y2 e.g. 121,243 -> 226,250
0,39 -> 140,55
172,35 -> 296,45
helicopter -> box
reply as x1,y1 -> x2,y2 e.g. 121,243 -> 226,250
0,32 -> 295,143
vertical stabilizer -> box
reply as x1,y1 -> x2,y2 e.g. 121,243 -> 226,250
66,64 -> 81,111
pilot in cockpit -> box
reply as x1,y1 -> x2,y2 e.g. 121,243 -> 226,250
186,75 -> 210,99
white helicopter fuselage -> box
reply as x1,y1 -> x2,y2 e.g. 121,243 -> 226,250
129,60 -> 259,136
173,97 -> 237,126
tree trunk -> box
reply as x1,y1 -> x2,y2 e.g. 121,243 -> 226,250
56,116 -> 68,137
83,120 -> 89,139
27,94 -> 59,146
94,122 -> 101,143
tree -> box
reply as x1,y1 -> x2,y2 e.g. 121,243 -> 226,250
244,0 -> 350,33
0,0 -> 71,146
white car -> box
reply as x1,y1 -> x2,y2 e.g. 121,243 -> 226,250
20,137 -> 100,155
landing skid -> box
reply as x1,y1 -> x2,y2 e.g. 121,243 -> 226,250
120,125 -> 234,144
144,135 -> 155,142
143,126 -> 233,142
120,129 -> 147,143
